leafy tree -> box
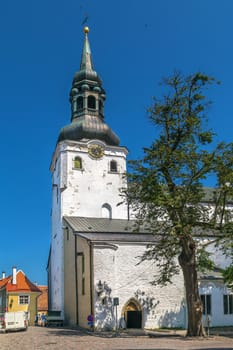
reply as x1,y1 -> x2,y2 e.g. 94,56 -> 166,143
223,266 -> 233,288
126,72 -> 233,337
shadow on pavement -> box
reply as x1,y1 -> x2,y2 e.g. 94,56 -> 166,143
46,327 -> 88,337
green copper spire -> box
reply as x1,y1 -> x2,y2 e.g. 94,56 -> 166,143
80,26 -> 93,71
72,26 -> 99,84
57,27 -> 120,146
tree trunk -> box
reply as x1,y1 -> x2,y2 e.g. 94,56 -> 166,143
178,235 -> 205,337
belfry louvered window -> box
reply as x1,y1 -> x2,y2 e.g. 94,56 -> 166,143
77,96 -> 83,110
88,95 -> 96,109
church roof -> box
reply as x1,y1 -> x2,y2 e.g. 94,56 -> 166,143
63,216 -> 155,242
198,267 -> 224,281
64,216 -> 149,233
202,187 -> 233,204
63,216 -> 222,241
58,116 -> 119,146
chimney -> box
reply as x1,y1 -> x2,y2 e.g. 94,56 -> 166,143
12,267 -> 17,285
2,271 -> 5,279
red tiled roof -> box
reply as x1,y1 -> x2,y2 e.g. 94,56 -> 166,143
0,276 -> 11,289
0,270 -> 41,293
37,286 -> 48,311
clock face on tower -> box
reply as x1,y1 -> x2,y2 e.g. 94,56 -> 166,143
88,144 -> 104,159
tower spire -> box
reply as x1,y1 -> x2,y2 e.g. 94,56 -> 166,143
57,27 -> 120,146
80,27 -> 93,71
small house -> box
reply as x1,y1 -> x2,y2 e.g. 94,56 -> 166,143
0,267 -> 41,325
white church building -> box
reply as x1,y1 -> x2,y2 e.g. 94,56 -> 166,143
47,27 -> 233,330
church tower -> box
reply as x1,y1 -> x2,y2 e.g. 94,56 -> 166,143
49,27 -> 128,312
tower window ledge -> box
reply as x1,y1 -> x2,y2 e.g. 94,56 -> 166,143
87,109 -> 98,116
108,170 -> 119,174
72,167 -> 84,172
72,113 -> 83,119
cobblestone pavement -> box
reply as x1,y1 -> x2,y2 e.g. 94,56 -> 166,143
0,327 -> 232,350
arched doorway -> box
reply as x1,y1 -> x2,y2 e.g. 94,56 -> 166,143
122,298 -> 142,329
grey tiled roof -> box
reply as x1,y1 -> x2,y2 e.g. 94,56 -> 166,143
199,267 -> 223,280
63,216 -> 155,242
64,216 -> 149,233
203,187 -> 233,203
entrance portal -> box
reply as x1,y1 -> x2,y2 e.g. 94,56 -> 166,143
122,299 -> 142,329
127,310 -> 142,328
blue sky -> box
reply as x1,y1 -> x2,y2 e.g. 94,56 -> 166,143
0,0 -> 233,285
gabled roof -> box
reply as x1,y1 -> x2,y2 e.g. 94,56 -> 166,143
0,270 -> 41,294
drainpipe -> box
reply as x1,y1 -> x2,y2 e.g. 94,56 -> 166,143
89,242 -> 93,316
75,235 -> 79,325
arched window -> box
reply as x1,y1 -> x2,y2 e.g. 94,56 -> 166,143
77,96 -> 83,110
102,203 -> 112,219
110,160 -> 118,173
73,156 -> 82,169
88,95 -> 96,109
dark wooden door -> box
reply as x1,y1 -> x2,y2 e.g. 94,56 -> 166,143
126,311 -> 142,328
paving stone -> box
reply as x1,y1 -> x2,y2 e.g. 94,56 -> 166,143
0,326 -> 232,350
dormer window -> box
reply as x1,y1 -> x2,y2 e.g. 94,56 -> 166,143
73,156 -> 82,169
88,95 -> 96,109
110,160 -> 118,173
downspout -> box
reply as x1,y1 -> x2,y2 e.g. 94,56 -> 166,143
89,242 -> 93,316
75,235 -> 79,325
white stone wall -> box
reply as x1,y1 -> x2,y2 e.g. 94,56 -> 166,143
93,243 -> 185,330
199,240 -> 233,327
206,241 -> 232,269
50,137 -> 233,328
60,140 -> 128,219
199,282 -> 233,327
49,139 -> 128,314
50,153 -> 64,313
